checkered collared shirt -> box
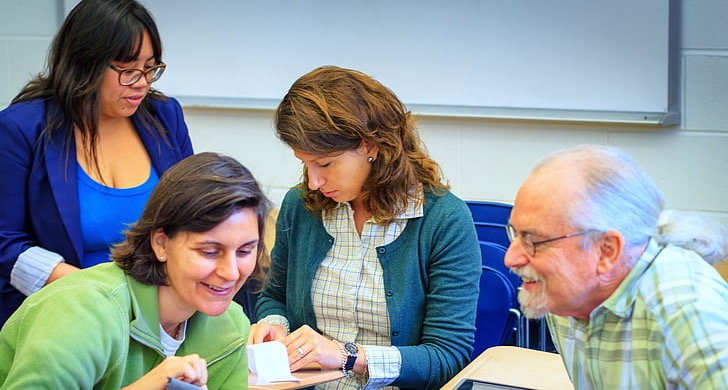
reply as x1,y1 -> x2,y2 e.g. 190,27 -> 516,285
312,197 -> 423,390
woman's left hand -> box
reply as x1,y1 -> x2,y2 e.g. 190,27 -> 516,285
122,354 -> 208,390
283,325 -> 342,372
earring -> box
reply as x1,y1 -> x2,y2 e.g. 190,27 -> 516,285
367,156 -> 374,163
159,256 -> 165,261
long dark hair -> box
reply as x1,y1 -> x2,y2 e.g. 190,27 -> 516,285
13,0 -> 168,178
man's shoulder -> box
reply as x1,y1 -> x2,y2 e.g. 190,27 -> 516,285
638,245 -> 728,313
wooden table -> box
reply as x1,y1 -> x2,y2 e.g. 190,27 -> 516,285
440,346 -> 573,390
249,368 -> 344,390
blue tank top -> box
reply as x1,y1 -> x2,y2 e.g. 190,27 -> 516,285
77,163 -> 159,268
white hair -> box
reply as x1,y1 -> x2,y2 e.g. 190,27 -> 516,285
535,145 -> 727,265
534,145 -> 663,246
656,210 -> 728,264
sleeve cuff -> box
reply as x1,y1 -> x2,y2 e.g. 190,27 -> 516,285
360,345 -> 401,389
10,246 -> 64,296
258,314 -> 291,334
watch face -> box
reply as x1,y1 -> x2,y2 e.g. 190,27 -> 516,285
344,342 -> 358,355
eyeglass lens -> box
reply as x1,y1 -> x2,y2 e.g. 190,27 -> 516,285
506,224 -> 536,256
118,66 -> 165,86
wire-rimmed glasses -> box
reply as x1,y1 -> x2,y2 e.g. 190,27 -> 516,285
505,223 -> 599,256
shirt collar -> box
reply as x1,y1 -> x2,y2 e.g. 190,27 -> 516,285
596,238 -> 663,319
327,188 -> 424,221
399,188 -> 425,220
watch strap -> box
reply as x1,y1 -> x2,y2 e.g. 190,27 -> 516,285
344,342 -> 357,371
335,340 -> 359,377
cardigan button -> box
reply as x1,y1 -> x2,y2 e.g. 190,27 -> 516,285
378,248 -> 386,254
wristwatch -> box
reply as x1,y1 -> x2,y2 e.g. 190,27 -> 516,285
343,342 -> 359,373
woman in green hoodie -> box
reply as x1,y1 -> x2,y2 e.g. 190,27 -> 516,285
0,152 -> 271,389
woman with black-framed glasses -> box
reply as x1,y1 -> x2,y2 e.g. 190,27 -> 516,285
0,0 -> 194,327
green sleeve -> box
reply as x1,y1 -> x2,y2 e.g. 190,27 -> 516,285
0,284 -> 129,388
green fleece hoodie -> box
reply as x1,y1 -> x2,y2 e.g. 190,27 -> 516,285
0,262 -> 248,389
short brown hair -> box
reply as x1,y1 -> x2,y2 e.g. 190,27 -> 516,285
112,152 -> 271,287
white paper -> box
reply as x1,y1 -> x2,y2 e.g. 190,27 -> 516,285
247,341 -> 300,384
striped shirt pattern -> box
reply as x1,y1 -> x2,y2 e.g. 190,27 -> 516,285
10,246 -> 63,296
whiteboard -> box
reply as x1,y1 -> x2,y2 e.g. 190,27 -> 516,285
142,0 -> 678,124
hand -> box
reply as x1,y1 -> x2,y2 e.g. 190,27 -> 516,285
123,354 -> 208,390
283,325 -> 342,372
44,262 -> 81,286
248,322 -> 287,344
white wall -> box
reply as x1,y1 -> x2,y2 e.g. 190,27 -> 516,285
0,0 -> 58,105
2,0 -> 727,225
144,0 -> 674,120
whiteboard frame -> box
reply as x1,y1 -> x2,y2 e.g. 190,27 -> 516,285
147,0 -> 680,126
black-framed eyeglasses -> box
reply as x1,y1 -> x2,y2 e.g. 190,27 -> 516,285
109,63 -> 166,86
505,223 -> 599,256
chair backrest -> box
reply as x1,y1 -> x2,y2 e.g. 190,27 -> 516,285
466,200 -> 512,225
474,223 -> 510,249
466,200 -> 513,248
473,265 -> 519,358
467,201 -> 551,353
479,241 -> 521,291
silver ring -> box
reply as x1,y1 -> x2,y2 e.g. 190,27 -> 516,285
297,347 -> 304,357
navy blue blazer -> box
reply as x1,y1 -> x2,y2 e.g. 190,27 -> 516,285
0,97 -> 194,326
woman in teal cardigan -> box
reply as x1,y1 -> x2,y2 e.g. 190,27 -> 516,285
251,66 -> 481,389
0,152 -> 272,389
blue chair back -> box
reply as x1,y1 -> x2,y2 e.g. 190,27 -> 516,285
479,241 -> 521,292
473,222 -> 510,248
466,200 -> 512,225
466,200 -> 512,248
473,265 -> 519,357
467,200 -> 552,352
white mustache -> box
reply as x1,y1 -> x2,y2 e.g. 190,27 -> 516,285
510,264 -> 542,283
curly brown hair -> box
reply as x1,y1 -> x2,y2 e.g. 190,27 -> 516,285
111,152 -> 272,289
275,65 -> 449,224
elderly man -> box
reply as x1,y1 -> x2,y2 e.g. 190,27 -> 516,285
504,145 -> 728,389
